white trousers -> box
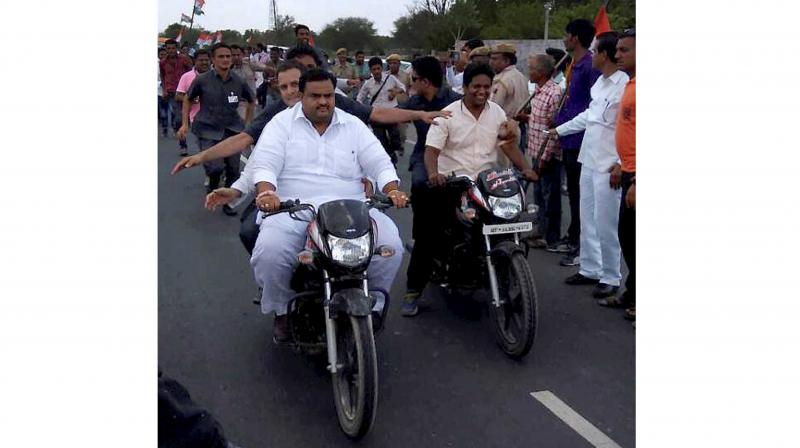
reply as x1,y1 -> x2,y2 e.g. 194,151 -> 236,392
251,208 -> 404,315
578,166 -> 622,286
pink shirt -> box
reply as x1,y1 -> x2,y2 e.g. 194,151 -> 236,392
176,69 -> 200,122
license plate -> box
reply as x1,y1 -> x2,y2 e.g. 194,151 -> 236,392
482,221 -> 533,235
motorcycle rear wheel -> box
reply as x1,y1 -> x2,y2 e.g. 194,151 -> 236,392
490,252 -> 538,359
331,315 -> 379,439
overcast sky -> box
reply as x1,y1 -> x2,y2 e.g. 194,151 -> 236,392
159,0 -> 416,36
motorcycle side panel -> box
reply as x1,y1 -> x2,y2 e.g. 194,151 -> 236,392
317,199 -> 372,239
329,288 -> 373,317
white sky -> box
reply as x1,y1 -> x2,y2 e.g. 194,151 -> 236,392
159,0 -> 416,36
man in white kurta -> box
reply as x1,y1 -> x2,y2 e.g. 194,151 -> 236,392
248,75 -> 405,321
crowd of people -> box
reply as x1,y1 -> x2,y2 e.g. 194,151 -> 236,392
160,18 -> 637,337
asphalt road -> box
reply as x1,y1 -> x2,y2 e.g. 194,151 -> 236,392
158,127 -> 635,448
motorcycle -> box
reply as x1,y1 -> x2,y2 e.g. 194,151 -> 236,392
260,194 -> 402,439
431,167 -> 539,359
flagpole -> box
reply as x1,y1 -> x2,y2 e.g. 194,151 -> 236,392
188,0 -> 196,32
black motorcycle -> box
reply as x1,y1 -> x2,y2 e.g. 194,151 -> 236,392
432,168 -> 539,359
260,194 -> 401,439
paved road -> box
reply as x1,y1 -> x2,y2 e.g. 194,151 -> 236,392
158,129 -> 635,448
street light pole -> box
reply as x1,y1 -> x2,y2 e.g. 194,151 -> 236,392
544,2 -> 553,43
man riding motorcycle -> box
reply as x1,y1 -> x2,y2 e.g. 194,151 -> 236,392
401,62 -> 538,316
248,69 -> 408,341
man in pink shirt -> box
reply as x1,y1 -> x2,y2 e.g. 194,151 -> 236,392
175,49 -> 211,156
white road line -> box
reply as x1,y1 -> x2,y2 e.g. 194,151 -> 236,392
530,391 -> 623,448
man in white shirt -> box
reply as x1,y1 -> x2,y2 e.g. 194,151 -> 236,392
248,69 -> 409,341
549,32 -> 630,299
400,63 -> 536,316
357,56 -> 406,164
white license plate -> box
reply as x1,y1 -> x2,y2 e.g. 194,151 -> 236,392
482,221 -> 533,235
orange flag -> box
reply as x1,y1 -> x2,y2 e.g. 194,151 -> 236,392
594,5 -> 612,35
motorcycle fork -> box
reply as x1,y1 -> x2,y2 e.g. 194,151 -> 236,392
484,234 -> 503,308
322,270 -> 340,373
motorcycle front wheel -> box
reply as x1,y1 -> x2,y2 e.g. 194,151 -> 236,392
490,252 -> 538,359
331,315 -> 379,439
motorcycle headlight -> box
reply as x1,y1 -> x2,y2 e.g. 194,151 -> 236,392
327,233 -> 371,267
488,194 -> 523,219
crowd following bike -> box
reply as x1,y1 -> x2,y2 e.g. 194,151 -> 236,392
431,167 -> 539,359
259,193 -> 405,439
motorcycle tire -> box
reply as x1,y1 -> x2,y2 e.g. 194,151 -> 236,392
490,252 -> 538,359
331,315 -> 379,439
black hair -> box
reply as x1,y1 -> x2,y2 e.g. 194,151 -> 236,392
545,47 -> 569,71
463,62 -> 494,87
595,31 -> 620,63
621,28 -> 636,39
158,47 -> 166,55
299,68 -> 336,92
181,42 -> 189,48
194,49 -> 210,59
270,46 -> 280,52
499,52 -> 517,65
230,44 -> 242,51
257,43 -> 265,50
464,38 -> 484,51
210,43 -> 231,56
565,19 -> 596,49
277,60 -> 308,75
294,24 -> 310,35
286,45 -> 322,67
356,50 -> 365,55
411,56 -> 443,88
367,56 -> 383,68
164,39 -> 178,47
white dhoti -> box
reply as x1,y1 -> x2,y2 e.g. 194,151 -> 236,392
578,166 -> 623,286
251,208 -> 404,315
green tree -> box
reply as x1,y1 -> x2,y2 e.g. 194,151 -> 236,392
482,1 -> 546,39
262,14 -> 298,47
317,17 -> 379,54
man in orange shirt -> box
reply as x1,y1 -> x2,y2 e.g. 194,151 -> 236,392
607,28 -> 636,320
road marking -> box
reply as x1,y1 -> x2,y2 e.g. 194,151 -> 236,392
530,391 -> 623,448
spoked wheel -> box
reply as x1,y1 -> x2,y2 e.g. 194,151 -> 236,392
331,315 -> 378,439
490,252 -> 538,359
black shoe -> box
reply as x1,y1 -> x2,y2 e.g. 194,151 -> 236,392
559,251 -> 580,267
222,205 -> 238,216
592,283 -> 619,299
273,314 -> 291,343
565,273 -> 599,285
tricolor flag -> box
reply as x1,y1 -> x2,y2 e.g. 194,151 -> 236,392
195,0 -> 205,8
194,6 -> 205,15
196,32 -> 212,47
180,13 -> 192,23
176,29 -> 183,43
213,31 -> 223,44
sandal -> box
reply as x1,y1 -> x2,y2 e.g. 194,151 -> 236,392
597,295 -> 632,308
624,306 -> 636,321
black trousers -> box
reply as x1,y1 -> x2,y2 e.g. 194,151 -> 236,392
533,158 -> 563,244
239,200 -> 259,255
562,147 -> 582,246
198,129 -> 241,192
619,172 -> 636,300
372,123 -> 402,163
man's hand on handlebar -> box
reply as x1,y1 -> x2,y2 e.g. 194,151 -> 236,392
256,190 -> 281,213
387,189 -> 409,209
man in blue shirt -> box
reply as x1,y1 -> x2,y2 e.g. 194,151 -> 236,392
554,19 -> 602,266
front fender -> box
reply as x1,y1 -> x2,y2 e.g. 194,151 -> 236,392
329,288 -> 372,317
489,240 -> 526,262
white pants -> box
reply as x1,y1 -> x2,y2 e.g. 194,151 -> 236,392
578,166 -> 622,286
251,208 -> 404,315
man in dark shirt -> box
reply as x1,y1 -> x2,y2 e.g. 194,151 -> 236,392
178,43 -> 255,215
159,39 -> 193,154
396,56 -> 463,316
553,19 -> 602,266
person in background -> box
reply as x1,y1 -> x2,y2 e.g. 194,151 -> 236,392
175,49 -> 212,156
468,46 -> 490,65
354,50 -> 370,82
293,24 -> 328,70
522,54 -> 563,252
606,27 -> 636,322
549,32 -> 629,300
231,44 -> 263,120
386,54 -> 411,104
546,47 -> 570,90
553,19 -> 602,267
357,56 -> 406,164
490,43 -> 530,157
158,47 -> 169,136
332,47 -> 360,98
159,39 -> 193,155
462,38 -> 484,55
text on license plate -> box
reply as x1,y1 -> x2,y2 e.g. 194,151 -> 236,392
482,221 -> 533,235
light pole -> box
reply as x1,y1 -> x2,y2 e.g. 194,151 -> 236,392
544,2 -> 554,43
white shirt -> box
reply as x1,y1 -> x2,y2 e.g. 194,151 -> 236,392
356,73 -> 405,108
250,102 -> 399,208
556,70 -> 629,172
426,100 -> 508,179
451,71 -> 464,94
